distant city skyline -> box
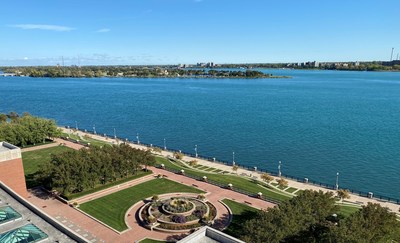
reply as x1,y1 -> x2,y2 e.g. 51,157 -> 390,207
0,0 -> 399,66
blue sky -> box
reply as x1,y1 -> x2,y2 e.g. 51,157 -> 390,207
0,0 -> 399,65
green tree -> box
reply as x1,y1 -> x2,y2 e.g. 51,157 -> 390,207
260,173 -> 273,183
242,190 -> 338,243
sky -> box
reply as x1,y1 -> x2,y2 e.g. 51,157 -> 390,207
0,0 -> 399,66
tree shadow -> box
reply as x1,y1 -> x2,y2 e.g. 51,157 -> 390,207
29,187 -> 52,200
223,210 -> 258,238
165,232 -> 190,242
212,212 -> 230,230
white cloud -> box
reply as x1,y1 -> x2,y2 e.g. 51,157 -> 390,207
9,24 -> 75,32
23,57 -> 28,60
95,28 -> 111,33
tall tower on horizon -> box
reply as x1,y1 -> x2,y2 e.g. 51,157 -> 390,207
390,48 -> 394,61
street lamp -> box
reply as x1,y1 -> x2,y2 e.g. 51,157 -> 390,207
75,121 -> 78,130
335,172 -> 339,190
163,138 -> 166,150
136,133 -> 140,144
113,128 -> 117,139
195,145 -> 198,157
232,152 -> 235,165
278,161 -> 282,177
93,124 -> 96,134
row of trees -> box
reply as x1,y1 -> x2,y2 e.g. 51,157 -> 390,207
241,190 -> 400,242
2,66 -> 276,78
37,144 -> 155,196
0,112 -> 61,146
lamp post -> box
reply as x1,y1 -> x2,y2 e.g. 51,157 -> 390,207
93,124 -> 96,135
75,121 -> 78,130
195,145 -> 198,158
232,152 -> 235,166
335,172 -> 339,190
113,128 -> 116,139
136,133 -> 140,144
278,161 -> 282,177
163,138 -> 166,150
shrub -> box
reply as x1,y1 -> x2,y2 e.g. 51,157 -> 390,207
172,215 -> 186,223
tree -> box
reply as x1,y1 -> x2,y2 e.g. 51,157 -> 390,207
173,152 -> 184,160
276,178 -> 288,188
232,165 -> 239,174
337,189 -> 350,203
242,190 -> 338,243
327,203 -> 400,242
189,160 -> 198,166
260,173 -> 273,183
0,113 -> 7,123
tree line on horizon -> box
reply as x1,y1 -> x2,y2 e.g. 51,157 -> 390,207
1,66 -> 272,78
0,112 -> 61,147
36,144 -> 156,196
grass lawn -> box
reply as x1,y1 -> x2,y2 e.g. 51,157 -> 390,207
65,171 -> 152,200
22,146 -> 73,188
79,178 -> 203,231
337,204 -> 361,217
139,239 -> 166,243
155,157 -> 291,203
285,187 -> 298,193
61,132 -> 110,147
222,199 -> 259,238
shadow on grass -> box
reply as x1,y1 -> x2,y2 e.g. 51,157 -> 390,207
223,210 -> 258,238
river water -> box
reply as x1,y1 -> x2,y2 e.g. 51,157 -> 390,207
1,69 -> 399,199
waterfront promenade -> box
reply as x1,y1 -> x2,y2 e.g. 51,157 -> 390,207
62,127 -> 400,213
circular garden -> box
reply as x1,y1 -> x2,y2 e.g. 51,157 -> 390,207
138,194 -> 217,232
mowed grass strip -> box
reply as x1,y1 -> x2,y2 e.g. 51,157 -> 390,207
79,178 -> 203,231
155,157 -> 291,202
222,199 -> 259,238
22,146 -> 73,188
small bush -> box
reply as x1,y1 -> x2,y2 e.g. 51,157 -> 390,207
172,215 -> 186,223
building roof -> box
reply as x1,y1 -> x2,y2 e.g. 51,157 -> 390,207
178,226 -> 245,243
0,142 -> 21,162
0,186 -> 75,242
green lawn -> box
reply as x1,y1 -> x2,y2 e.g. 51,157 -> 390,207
79,178 -> 203,231
61,132 -> 111,147
155,157 -> 291,203
65,171 -> 152,200
285,187 -> 298,193
337,204 -> 361,217
222,199 -> 259,238
22,146 -> 73,188
139,239 -> 166,243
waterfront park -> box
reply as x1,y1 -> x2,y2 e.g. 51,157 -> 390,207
3,113 -> 400,242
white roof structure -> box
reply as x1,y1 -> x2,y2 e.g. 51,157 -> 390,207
0,142 -> 21,162
178,226 -> 245,243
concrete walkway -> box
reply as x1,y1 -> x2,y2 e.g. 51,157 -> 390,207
21,142 -> 59,152
63,127 -> 400,213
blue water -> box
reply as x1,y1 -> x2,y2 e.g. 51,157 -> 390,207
1,69 -> 400,199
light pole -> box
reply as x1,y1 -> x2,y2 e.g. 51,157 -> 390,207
93,124 -> 96,135
335,172 -> 339,190
232,152 -> 235,166
278,161 -> 282,177
163,138 -> 166,150
136,133 -> 140,144
113,128 -> 116,139
75,121 -> 78,130
195,145 -> 198,158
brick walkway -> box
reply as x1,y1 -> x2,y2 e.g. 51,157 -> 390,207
21,142 -> 59,152
27,166 -> 274,242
